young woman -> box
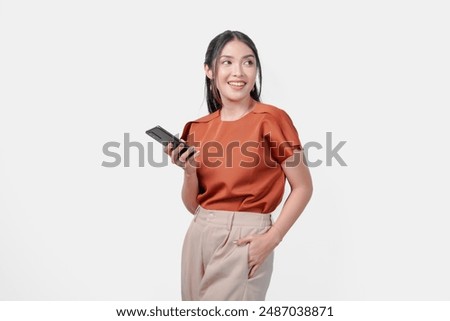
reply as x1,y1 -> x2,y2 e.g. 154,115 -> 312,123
167,30 -> 313,301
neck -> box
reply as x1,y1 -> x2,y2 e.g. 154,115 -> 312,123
220,97 -> 255,121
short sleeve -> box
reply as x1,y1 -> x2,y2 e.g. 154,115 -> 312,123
180,121 -> 194,145
262,109 -> 302,164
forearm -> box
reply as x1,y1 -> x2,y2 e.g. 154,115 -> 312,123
181,170 -> 199,214
269,185 -> 313,242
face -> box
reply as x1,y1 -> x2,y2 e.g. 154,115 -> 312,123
206,39 -> 257,106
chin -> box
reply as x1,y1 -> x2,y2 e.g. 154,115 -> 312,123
226,96 -> 248,103
226,92 -> 251,101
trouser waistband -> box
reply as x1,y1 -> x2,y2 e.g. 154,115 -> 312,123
194,205 -> 272,229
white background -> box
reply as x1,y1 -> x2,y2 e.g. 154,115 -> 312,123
1,0 -> 449,301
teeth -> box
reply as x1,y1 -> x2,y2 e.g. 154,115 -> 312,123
228,81 -> 245,86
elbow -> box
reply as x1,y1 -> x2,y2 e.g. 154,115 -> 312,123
182,195 -> 198,215
295,181 -> 313,202
186,204 -> 198,215
307,184 -> 313,201
306,180 -> 313,201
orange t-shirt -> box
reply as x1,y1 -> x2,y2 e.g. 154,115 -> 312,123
181,101 -> 302,214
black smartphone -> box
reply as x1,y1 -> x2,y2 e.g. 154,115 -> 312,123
145,125 -> 195,159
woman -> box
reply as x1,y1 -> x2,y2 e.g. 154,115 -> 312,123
167,30 -> 313,301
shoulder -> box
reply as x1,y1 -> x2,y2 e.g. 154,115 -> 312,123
182,110 -> 219,131
253,102 -> 300,141
189,110 -> 220,124
181,110 -> 220,139
252,102 -> 295,123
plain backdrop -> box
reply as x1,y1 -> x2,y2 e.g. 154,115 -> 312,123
1,0 -> 449,300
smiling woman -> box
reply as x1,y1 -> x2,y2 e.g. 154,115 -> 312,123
203,31 -> 262,117
166,30 -> 313,301
205,40 -> 258,120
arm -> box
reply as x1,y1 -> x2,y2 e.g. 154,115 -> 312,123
269,148 -> 313,241
167,142 -> 200,214
236,149 -> 313,277
182,168 -> 199,214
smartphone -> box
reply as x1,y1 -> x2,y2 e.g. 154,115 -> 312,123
145,125 -> 195,159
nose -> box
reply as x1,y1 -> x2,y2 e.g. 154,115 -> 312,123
232,64 -> 243,77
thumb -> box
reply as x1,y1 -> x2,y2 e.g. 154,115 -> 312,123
234,235 -> 253,246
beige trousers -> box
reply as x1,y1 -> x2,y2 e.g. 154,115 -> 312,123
181,205 -> 274,301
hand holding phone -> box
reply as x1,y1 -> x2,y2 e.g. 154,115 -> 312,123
145,125 -> 196,160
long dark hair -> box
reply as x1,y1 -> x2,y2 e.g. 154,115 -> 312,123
204,30 -> 262,113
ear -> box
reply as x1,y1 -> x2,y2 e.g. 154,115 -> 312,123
204,64 -> 213,80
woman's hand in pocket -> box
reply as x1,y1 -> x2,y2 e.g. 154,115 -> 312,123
235,228 -> 282,278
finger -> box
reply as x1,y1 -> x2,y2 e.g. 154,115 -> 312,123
168,142 -> 180,163
183,149 -> 199,168
184,150 -> 201,170
234,236 -> 253,246
164,142 -> 173,156
171,143 -> 186,164
176,144 -> 191,166
248,251 -> 260,265
173,142 -> 185,155
249,264 -> 259,278
179,146 -> 196,163
170,144 -> 178,164
190,150 -> 200,161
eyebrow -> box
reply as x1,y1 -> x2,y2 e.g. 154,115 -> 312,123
219,54 -> 255,59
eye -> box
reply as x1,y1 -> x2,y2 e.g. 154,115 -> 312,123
244,60 -> 254,66
221,60 -> 232,65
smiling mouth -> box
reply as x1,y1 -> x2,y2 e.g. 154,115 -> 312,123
228,81 -> 246,88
